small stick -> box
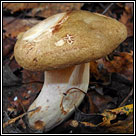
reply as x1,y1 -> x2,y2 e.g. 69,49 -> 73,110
102,3 -> 114,15
119,88 -> 133,107
3,112 -> 26,128
3,107 -> 40,128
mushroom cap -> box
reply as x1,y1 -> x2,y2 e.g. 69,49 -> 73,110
14,10 -> 127,71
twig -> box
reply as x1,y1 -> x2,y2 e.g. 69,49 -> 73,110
119,88 -> 133,107
3,107 -> 40,128
102,3 -> 114,15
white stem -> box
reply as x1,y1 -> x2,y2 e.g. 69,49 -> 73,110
27,63 -> 90,132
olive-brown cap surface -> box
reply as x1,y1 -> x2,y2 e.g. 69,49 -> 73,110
14,10 -> 127,71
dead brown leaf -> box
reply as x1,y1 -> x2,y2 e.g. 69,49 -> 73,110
125,3 -> 133,14
3,37 -> 16,57
21,70 -> 43,83
105,112 -> 133,133
90,61 -> 100,80
3,3 -> 84,18
119,5 -> 133,37
3,17 -> 40,38
89,91 -> 113,113
73,104 -> 133,133
7,83 -> 42,113
3,3 -> 39,13
103,51 -> 133,81
29,3 -> 84,18
102,104 -> 133,133
90,61 -> 110,84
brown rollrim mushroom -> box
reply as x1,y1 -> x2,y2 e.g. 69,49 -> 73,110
14,10 -> 127,132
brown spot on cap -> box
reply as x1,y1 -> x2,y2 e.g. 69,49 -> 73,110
52,11 -> 72,34
33,57 -> 38,62
52,24 -> 62,34
34,120 -> 45,130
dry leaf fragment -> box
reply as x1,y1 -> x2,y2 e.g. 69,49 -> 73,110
119,9 -> 133,37
3,17 -> 40,38
3,3 -> 84,18
73,104 -> 133,133
101,104 -> 133,133
28,3 -> 84,17
103,51 -> 133,81
98,104 -> 133,127
108,104 -> 133,116
105,112 -> 133,133
3,3 -> 39,13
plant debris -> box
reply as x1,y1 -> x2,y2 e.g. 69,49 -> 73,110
2,2 -> 134,134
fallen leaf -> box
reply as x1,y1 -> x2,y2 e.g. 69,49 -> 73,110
3,64 -> 22,87
119,9 -> 133,37
3,37 -> 16,57
29,3 -> 84,18
3,3 -> 39,13
8,83 -> 42,112
90,61 -> 100,80
3,3 -> 84,18
103,51 -> 133,81
90,60 -> 111,84
125,3 -> 133,14
8,58 -> 22,73
108,103 -> 133,116
73,104 -> 133,133
101,104 -> 133,133
105,112 -> 133,133
88,91 -> 114,113
21,69 -> 44,83
3,17 -> 40,38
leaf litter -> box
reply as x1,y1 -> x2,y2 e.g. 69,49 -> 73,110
2,2 -> 134,134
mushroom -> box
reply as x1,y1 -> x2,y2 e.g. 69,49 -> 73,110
14,10 -> 127,132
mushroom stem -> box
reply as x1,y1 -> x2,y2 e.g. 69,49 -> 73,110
27,63 -> 90,132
